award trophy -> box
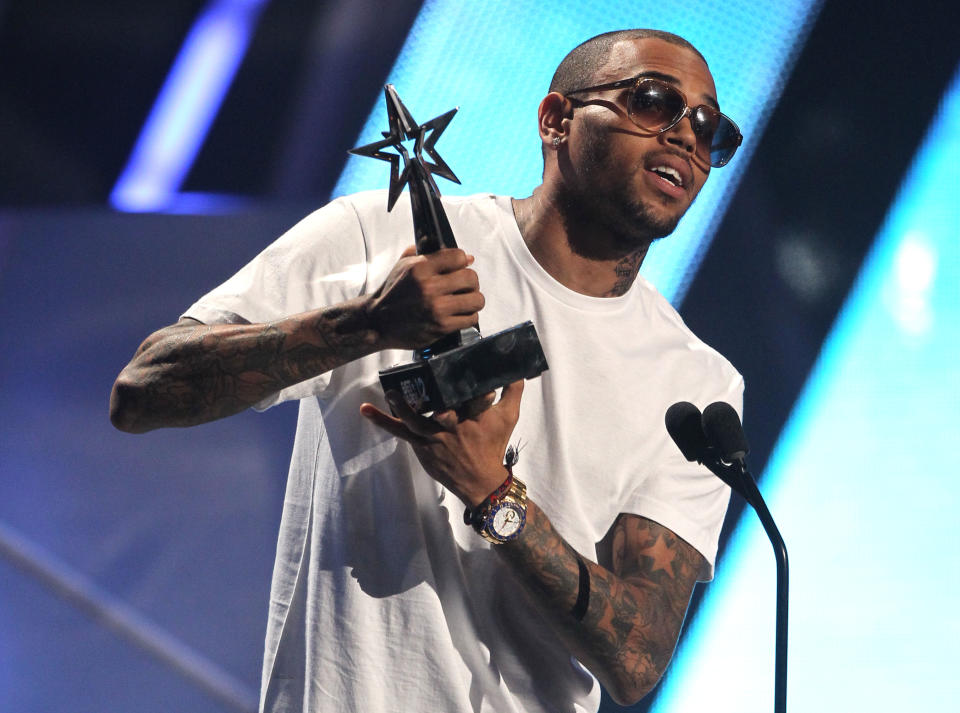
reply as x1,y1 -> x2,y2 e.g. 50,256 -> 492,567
349,85 -> 548,414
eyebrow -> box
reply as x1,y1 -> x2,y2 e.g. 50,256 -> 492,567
637,70 -> 721,111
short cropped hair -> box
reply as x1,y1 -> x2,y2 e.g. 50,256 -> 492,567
549,29 -> 707,94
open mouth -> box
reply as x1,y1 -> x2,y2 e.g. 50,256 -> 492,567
650,165 -> 684,188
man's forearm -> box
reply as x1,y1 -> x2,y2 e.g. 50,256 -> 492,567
110,296 -> 380,433
496,502 -> 684,705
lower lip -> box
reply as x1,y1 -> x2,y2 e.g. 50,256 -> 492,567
644,169 -> 687,199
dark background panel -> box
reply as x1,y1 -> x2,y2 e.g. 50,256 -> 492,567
0,0 -> 207,205
0,0 -> 425,206
683,0 -> 958,480
185,0 -> 425,200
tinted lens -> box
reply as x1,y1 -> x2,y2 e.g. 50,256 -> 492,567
630,78 -> 741,167
691,106 -> 741,167
690,106 -> 721,146
629,79 -> 685,131
707,113 -> 741,167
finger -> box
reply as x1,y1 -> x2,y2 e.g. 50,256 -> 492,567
456,391 -> 496,420
495,379 -> 525,420
436,291 -> 485,317
359,402 -> 421,443
435,267 -> 480,295
425,248 -> 473,274
385,392 -> 445,438
400,245 -> 418,258
435,314 -> 484,334
431,408 -> 460,431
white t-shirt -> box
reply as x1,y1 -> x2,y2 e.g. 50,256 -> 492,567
184,191 -> 744,713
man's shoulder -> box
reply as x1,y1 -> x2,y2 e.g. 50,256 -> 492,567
439,192 -> 503,207
634,276 -> 742,382
326,189 -> 390,216
326,190 -> 506,228
334,189 -> 503,211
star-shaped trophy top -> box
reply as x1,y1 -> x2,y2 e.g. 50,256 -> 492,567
349,84 -> 460,212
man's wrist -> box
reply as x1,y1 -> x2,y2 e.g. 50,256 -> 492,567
466,468 -> 528,544
339,295 -> 387,350
464,466 -> 514,526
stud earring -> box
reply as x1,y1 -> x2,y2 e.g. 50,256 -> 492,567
552,136 -> 561,148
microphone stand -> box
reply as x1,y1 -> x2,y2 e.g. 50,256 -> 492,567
704,456 -> 789,713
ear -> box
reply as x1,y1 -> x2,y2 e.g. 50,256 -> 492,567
538,92 -> 571,149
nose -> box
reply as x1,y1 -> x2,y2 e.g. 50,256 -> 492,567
661,107 -> 698,156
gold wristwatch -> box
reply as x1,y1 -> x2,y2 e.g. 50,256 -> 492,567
474,476 -> 528,544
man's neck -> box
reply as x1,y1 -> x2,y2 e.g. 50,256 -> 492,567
511,189 -> 649,298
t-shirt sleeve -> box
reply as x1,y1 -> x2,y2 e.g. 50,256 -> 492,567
181,196 -> 371,410
621,365 -> 745,580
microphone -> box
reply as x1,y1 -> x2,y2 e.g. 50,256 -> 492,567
664,401 -> 747,497
702,401 -> 749,464
664,401 -> 709,462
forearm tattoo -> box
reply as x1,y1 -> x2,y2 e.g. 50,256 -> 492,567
497,503 -> 704,701
116,302 -> 376,430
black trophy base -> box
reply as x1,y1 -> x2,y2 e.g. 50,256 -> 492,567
379,321 -> 548,414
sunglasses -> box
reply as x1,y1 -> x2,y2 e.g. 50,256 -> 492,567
565,76 -> 743,167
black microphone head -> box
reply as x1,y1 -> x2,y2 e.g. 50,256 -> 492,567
665,402 -> 709,462
702,402 -> 749,463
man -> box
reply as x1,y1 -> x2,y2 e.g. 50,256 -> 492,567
111,28 -> 744,713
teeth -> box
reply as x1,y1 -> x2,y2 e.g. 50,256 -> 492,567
652,165 -> 683,187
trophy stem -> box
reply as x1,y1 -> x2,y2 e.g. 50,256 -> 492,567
349,84 -> 547,412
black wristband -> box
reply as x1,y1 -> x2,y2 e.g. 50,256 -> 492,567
571,556 -> 590,621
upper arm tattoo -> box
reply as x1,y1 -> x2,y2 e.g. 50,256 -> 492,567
612,514 -> 709,582
610,515 -> 709,622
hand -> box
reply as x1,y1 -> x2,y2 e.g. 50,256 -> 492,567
360,380 -> 524,508
365,246 -> 485,350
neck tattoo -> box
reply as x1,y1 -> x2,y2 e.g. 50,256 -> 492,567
605,247 -> 648,297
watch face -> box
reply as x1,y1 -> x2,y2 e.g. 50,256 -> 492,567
489,502 -> 525,540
